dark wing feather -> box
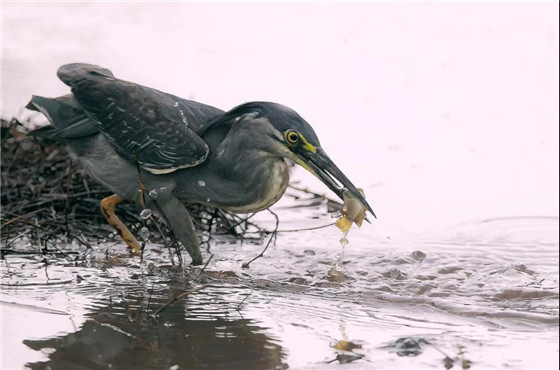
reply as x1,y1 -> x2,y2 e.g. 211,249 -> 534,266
26,94 -> 98,139
57,63 -> 222,174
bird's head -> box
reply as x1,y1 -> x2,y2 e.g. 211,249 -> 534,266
218,102 -> 375,218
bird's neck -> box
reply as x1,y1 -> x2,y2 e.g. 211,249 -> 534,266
175,118 -> 292,212
217,153 -> 290,213
176,146 -> 290,213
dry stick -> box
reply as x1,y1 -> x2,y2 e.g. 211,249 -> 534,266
193,253 -> 214,280
64,160 -> 73,237
229,212 -> 257,230
241,233 -> 276,269
146,281 -> 155,314
277,222 -> 336,233
17,191 -> 109,211
1,208 -> 46,228
236,288 -> 254,311
287,184 -> 341,204
0,249 -> 75,257
72,234 -> 92,249
150,218 -> 176,267
152,286 -> 206,316
241,209 -> 280,269
199,209 -> 219,252
240,221 -> 336,235
43,232 -> 74,258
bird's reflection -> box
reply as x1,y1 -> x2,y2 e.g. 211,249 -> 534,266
24,281 -> 287,370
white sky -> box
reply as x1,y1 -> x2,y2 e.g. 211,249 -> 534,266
2,2 -> 559,232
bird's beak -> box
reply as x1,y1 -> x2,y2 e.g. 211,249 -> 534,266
298,148 -> 376,218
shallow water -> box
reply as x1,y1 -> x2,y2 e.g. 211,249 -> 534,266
2,201 -> 558,369
2,2 -> 559,369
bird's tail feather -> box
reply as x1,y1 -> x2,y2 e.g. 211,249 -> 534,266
26,95 -> 97,139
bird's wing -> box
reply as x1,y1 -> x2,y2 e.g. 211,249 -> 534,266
57,63 -> 222,174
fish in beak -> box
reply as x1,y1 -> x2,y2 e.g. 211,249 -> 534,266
298,148 -> 376,219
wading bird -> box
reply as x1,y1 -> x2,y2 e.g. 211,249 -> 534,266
28,63 -> 374,265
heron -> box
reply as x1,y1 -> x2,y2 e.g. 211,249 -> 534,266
27,63 -> 374,265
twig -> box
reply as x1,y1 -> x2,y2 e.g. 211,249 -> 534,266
202,209 -> 219,251
193,253 -> 214,280
287,184 -> 341,205
151,218 -> 176,267
236,289 -> 254,311
241,209 -> 280,269
239,221 -> 336,235
278,222 -> 336,233
146,282 -> 155,314
1,208 -> 46,228
64,160 -> 73,237
241,208 -> 280,269
0,249 -> 79,257
152,286 -> 206,316
241,233 -> 276,269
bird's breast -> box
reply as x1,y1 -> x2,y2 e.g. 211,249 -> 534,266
223,158 -> 290,213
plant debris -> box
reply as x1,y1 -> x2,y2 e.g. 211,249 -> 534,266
1,118 -> 340,264
0,118 -> 266,259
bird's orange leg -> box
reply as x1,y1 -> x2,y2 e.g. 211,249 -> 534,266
100,194 -> 141,253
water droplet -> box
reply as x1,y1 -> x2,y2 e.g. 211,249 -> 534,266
198,180 -> 206,187
206,198 -> 211,202
139,227 -> 150,241
148,189 -> 158,199
140,209 -> 152,219
174,102 -> 179,107
340,237 -> 349,246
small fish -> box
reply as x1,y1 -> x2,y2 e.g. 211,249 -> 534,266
335,189 -> 367,233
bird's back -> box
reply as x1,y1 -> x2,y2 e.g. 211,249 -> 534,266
29,64 -> 224,141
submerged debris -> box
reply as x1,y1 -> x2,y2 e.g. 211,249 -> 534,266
327,266 -> 350,283
332,340 -> 362,351
327,339 -> 365,364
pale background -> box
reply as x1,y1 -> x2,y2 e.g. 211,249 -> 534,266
2,1 -> 559,233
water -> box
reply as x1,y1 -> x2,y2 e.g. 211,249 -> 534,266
2,205 -> 558,369
2,2 -> 559,369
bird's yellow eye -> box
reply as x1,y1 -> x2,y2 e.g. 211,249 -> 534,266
286,131 -> 299,144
